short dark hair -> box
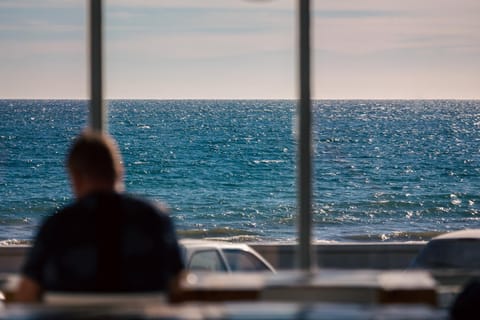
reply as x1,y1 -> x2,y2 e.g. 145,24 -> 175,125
67,131 -> 123,185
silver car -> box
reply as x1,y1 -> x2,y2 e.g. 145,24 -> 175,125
179,239 -> 275,273
409,229 -> 480,308
410,229 -> 480,270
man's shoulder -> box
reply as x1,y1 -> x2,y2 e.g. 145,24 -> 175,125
34,201 -> 90,240
46,201 -> 83,222
118,193 -> 172,221
120,193 -> 168,211
44,193 -> 172,226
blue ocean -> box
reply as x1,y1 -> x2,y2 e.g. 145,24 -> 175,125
1,100 -> 480,243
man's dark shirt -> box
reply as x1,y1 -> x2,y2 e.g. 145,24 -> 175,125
22,192 -> 184,293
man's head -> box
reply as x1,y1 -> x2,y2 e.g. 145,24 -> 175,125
67,131 -> 124,198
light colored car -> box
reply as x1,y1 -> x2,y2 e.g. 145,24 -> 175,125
179,239 -> 275,273
410,229 -> 480,270
409,229 -> 480,308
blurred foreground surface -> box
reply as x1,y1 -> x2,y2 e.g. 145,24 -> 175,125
0,302 -> 447,320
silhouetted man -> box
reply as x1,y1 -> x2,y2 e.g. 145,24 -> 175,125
16,131 -> 184,301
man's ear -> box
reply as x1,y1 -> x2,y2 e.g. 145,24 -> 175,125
69,170 -> 86,198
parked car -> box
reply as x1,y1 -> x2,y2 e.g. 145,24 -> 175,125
409,229 -> 480,308
410,229 -> 480,270
179,239 -> 275,273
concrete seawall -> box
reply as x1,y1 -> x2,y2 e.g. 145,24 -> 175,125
251,242 -> 425,270
0,246 -> 28,273
0,242 -> 425,273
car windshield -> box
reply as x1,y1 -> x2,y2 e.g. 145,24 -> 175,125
188,249 -> 228,272
412,239 -> 480,269
223,249 -> 271,272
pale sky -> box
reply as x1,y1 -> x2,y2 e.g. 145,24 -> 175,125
1,0 -> 480,99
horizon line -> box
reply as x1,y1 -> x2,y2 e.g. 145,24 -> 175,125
2,97 -> 480,101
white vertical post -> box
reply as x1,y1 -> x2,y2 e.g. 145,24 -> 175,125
89,0 -> 105,132
297,0 -> 313,271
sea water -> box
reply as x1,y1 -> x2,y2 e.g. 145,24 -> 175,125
1,99 -> 480,243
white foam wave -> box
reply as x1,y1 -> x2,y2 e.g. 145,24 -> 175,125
0,239 -> 31,246
253,160 -> 285,164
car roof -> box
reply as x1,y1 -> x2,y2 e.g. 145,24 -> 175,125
179,238 -> 252,250
432,229 -> 480,240
179,238 -> 276,272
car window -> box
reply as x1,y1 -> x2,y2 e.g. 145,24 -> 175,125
413,239 -> 480,269
188,249 -> 227,272
223,249 -> 271,272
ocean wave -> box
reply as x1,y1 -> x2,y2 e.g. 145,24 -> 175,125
177,227 -> 259,240
345,230 -> 444,242
0,239 -> 32,246
252,160 -> 285,164
203,235 -> 263,242
0,217 -> 33,225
